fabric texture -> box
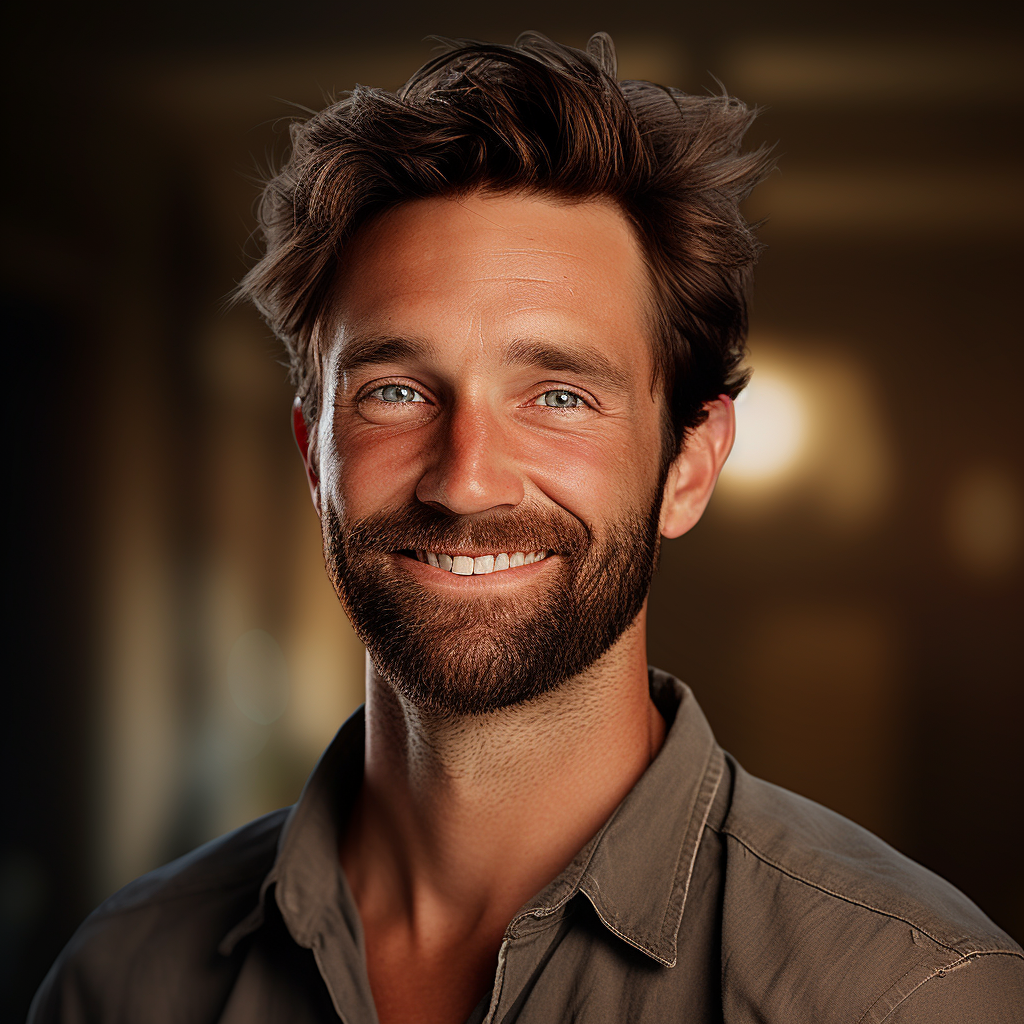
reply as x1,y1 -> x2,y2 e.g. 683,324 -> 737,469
29,670 -> 1023,1023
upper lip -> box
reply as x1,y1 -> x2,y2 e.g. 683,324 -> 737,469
398,546 -> 552,556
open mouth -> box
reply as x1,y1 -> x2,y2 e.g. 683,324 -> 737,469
400,550 -> 552,576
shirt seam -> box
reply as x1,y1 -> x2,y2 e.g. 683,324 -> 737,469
851,955 -> 945,1024
576,887 -> 675,965
654,743 -> 724,961
715,826 -> 1018,956
868,951 -> 1024,1024
481,938 -> 510,1024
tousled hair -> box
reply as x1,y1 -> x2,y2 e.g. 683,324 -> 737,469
238,32 -> 774,458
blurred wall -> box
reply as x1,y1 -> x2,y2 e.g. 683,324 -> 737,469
5,1 -> 1022,1016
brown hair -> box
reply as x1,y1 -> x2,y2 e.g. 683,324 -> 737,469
238,32 -> 774,456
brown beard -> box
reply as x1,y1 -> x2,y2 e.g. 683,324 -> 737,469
321,485 -> 665,717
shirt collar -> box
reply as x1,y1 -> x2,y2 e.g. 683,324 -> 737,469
220,669 -> 724,970
510,669 -> 724,967
218,708 -> 366,956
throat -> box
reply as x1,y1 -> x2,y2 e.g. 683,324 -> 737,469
353,647 -> 659,922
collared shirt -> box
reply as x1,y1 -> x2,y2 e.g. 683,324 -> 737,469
30,670 -> 1023,1023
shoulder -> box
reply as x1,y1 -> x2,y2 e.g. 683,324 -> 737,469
29,808 -> 289,1024
714,756 -> 1023,1022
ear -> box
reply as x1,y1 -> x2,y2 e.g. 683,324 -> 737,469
292,396 -> 321,517
659,396 -> 736,539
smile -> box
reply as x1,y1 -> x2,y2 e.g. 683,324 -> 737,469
409,550 -> 551,575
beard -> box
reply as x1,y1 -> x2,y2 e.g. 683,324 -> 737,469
322,482 -> 666,717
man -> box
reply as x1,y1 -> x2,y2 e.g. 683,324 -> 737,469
31,32 -> 1022,1023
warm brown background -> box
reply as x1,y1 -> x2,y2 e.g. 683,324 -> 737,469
5,0 -> 1023,1017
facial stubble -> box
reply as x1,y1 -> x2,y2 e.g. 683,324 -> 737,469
322,484 -> 666,717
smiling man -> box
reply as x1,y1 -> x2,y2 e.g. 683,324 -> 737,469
31,32 -> 1022,1024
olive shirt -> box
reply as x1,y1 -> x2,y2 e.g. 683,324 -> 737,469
30,671 -> 1023,1023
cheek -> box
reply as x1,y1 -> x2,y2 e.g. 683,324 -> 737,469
518,427 -> 661,519
326,420 -> 429,514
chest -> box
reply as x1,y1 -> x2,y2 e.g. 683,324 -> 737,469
364,934 -> 498,1024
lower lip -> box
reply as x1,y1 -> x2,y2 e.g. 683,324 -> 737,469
394,552 -> 557,591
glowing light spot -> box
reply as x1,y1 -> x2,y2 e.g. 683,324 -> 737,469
724,373 -> 807,483
946,467 -> 1022,578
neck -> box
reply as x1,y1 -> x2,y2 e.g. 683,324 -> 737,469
339,612 -> 665,940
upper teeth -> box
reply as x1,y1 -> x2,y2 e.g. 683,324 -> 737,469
414,551 -> 550,575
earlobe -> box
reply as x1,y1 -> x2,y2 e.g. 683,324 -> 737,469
659,396 -> 736,539
292,396 -> 321,517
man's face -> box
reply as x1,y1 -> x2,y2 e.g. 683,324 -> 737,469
316,193 -> 673,715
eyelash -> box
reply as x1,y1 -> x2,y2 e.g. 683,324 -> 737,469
366,383 -> 427,404
532,388 -> 589,409
358,381 -> 593,410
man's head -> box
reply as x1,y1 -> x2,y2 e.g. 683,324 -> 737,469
239,34 -> 769,716
240,32 -> 772,462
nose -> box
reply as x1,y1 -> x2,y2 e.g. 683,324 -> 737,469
415,399 -> 525,515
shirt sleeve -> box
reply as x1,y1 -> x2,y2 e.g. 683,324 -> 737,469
886,953 -> 1024,1024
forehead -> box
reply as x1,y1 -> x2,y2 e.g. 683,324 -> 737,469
328,192 -> 653,373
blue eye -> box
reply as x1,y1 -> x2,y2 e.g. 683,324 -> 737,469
375,384 -> 424,403
536,390 -> 585,408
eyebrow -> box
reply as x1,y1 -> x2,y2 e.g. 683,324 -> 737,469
335,334 -> 434,375
503,338 -> 632,393
334,333 -> 633,393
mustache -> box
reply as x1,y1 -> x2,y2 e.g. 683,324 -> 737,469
341,502 -> 591,556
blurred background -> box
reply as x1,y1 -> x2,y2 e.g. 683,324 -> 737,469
4,0 -> 1022,1015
